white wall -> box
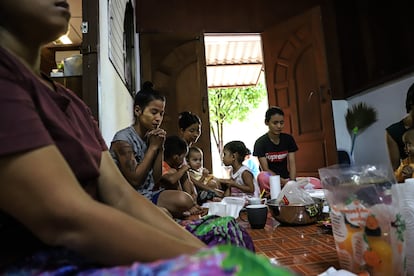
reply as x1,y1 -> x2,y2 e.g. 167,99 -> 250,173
332,72 -> 414,167
98,0 -> 135,146
332,99 -> 351,154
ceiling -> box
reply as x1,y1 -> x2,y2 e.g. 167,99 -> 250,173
64,1 -> 263,88
205,34 -> 263,88
55,0 -> 82,45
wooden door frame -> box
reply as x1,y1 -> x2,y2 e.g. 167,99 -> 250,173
81,0 -> 99,120
261,6 -> 338,176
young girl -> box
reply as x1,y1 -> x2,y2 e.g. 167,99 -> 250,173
186,146 -> 224,204
220,141 -> 260,198
395,128 -> 414,182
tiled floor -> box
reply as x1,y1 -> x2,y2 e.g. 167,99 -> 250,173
238,211 -> 340,276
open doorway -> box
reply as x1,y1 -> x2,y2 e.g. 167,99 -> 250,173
204,33 -> 268,176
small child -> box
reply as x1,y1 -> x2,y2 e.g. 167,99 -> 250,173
186,146 -> 224,204
395,128 -> 414,182
243,148 -> 260,180
219,141 -> 260,198
160,135 -> 205,216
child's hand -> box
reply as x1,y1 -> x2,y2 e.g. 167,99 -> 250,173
219,179 -> 234,187
213,189 -> 224,197
202,168 -> 209,176
401,165 -> 414,179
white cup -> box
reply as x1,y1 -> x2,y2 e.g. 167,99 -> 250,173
248,197 -> 267,205
269,175 -> 281,199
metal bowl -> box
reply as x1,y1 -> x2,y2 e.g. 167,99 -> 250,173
267,198 -> 323,225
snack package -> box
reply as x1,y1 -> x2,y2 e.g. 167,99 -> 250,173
319,164 -> 406,276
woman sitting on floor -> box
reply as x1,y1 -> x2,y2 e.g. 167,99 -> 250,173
0,2 -> 294,274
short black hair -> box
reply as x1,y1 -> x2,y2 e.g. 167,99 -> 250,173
178,111 -> 201,130
186,146 -> 203,162
164,135 -> 188,159
265,106 -> 284,122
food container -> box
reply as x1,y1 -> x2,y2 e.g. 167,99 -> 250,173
63,54 -> 82,76
319,164 -> 406,276
267,197 -> 322,225
203,197 -> 245,219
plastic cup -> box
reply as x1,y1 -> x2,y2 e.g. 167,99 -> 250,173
248,197 -> 267,205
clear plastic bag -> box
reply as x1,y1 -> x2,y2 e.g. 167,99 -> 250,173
276,180 -> 315,206
318,164 -> 406,276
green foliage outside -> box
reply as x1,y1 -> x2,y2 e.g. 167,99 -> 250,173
208,83 -> 267,159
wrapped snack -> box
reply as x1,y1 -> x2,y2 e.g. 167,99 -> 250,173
319,164 -> 406,276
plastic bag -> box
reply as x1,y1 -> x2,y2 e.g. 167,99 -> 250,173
276,180 -> 315,206
319,164 -> 406,276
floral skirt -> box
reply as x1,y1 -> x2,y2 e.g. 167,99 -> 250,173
2,245 -> 294,276
2,215 -> 294,275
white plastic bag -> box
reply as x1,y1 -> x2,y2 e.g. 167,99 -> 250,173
276,180 -> 315,206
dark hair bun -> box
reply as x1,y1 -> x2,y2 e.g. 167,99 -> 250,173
142,81 -> 154,91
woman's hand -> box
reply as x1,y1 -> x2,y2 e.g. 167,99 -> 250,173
147,128 -> 166,149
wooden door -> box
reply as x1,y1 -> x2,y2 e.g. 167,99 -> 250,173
139,33 -> 213,171
81,0 -> 99,120
261,6 -> 337,177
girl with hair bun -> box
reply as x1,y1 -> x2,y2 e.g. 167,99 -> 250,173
111,82 -> 195,218
220,141 -> 260,198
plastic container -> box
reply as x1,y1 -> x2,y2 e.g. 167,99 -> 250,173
319,164 -> 406,276
64,54 -> 82,76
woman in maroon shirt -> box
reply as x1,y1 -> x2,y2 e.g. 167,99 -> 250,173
0,1 -> 294,275
0,0 -> 204,269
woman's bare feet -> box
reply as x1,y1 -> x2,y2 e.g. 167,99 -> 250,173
183,205 -> 208,217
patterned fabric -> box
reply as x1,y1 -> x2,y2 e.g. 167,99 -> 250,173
1,245 -> 294,276
184,215 -> 255,252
